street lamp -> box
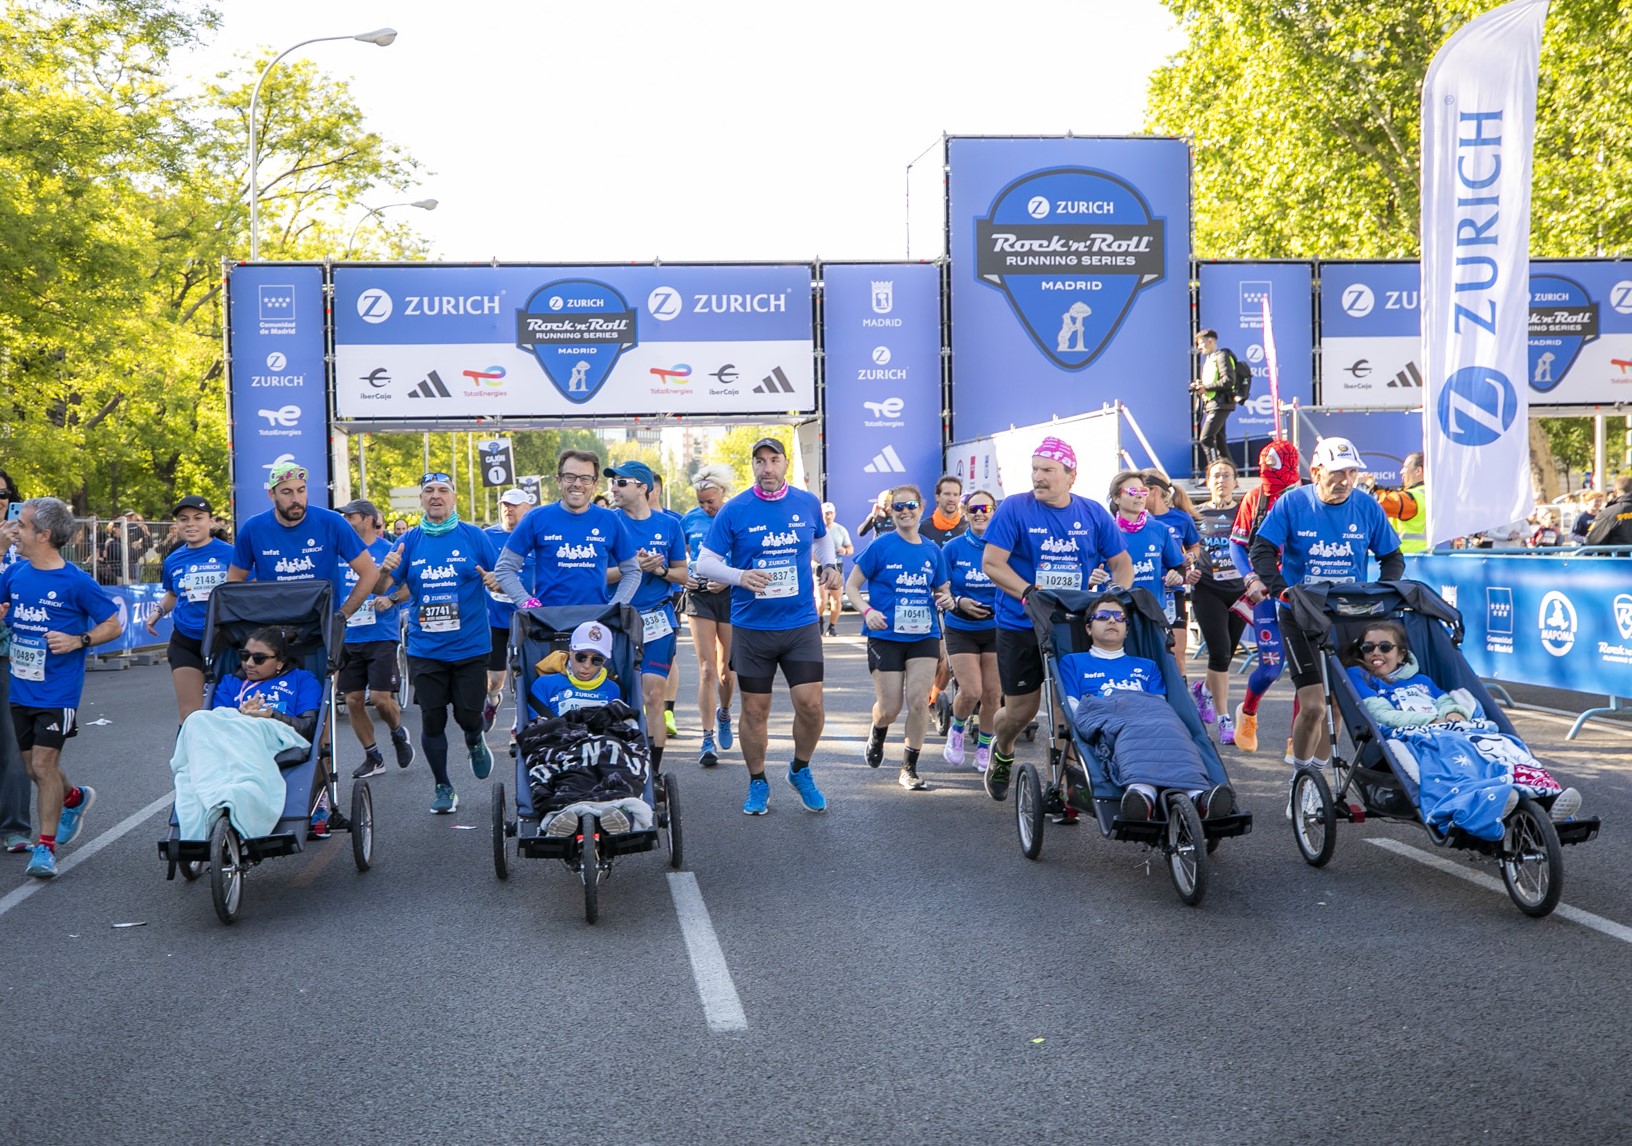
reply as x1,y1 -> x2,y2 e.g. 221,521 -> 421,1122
247,27 -> 397,260
343,198 -> 439,256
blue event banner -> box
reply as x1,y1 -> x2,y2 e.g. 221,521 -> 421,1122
946,137 -> 1193,475
821,264 -> 943,560
1196,261 -> 1315,436
1405,552 -> 1632,697
1294,407 -> 1423,487
1317,260 -> 1424,408
330,264 -> 815,419
227,264 -> 330,519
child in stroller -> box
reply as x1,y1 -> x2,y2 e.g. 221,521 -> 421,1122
529,620 -> 624,717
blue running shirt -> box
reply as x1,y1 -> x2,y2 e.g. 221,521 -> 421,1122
0,561 -> 118,708
1120,519 -> 1185,623
680,507 -> 715,561
941,533 -> 998,633
211,668 -> 324,716
484,525 -> 535,632
1255,486 -> 1400,588
504,502 -> 634,607
398,523 -> 500,661
855,532 -> 949,642
703,487 -> 828,632
231,506 -> 367,594
160,539 -> 234,640
530,669 -> 622,716
983,493 -> 1126,631
340,536 -> 400,645
619,508 -> 689,644
1057,649 -> 1166,702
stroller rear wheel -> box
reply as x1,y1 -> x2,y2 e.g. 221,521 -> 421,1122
1291,767 -> 1337,868
1501,797 -> 1563,918
581,812 -> 600,925
1164,792 -> 1208,906
491,783 -> 509,881
350,781 -> 374,872
1014,764 -> 1045,861
208,814 -> 244,926
662,772 -> 684,870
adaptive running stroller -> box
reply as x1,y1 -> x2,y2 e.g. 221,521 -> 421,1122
157,581 -> 373,925
491,602 -> 681,924
1017,587 -> 1252,905
1284,581 -> 1599,917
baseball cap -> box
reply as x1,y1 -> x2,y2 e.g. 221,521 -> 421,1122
569,620 -> 615,659
337,498 -> 382,523
172,495 -> 213,516
1311,436 -> 1365,471
265,461 -> 308,490
603,460 -> 657,487
499,488 -> 535,506
821,502 -> 836,515
751,437 -> 787,457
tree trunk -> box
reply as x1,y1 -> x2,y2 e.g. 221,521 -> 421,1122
1529,417 -> 1562,502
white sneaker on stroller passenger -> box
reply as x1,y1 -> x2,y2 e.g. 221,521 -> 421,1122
1549,787 -> 1582,821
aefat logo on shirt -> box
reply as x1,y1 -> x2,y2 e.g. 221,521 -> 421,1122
274,555 -> 316,575
12,603 -> 50,623
556,543 -> 598,560
761,530 -> 799,548
1308,539 -> 1357,559
1040,536 -> 1080,554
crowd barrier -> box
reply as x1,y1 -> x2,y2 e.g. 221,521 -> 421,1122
1404,548 -> 1632,737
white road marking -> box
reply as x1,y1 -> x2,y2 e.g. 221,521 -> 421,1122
0,793 -> 171,918
1503,707 -> 1632,740
1366,837 -> 1632,944
667,871 -> 748,1032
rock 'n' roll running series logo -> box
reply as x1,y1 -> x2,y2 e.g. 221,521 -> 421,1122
515,280 -> 638,404
974,166 -> 1166,370
1527,274 -> 1599,392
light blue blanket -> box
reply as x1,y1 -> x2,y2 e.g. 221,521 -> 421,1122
170,708 -> 308,840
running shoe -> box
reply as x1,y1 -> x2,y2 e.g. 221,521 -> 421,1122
24,844 -> 57,879
392,729 -> 416,769
716,706 -> 733,750
1201,784 -> 1235,819
864,731 -> 885,769
699,736 -> 718,769
786,764 -> 827,812
55,786 -> 96,848
3,832 -> 30,854
898,762 -> 927,791
826,623 -> 837,637
352,752 -> 385,780
742,777 -> 770,816
664,710 -> 678,737
599,806 -> 631,834
482,692 -> 501,733
470,737 -> 494,780
1218,714 -> 1236,746
544,810 -> 577,837
308,812 -> 331,840
1231,704 -> 1259,753
1191,680 -> 1217,725
1119,788 -> 1152,821
943,727 -> 966,767
1285,738 -> 1296,766
431,784 -> 459,815
983,755 -> 1011,801
1550,787 -> 1582,821
973,741 -> 991,773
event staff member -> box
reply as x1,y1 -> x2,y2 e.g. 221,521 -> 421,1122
919,475 -> 966,546
335,499 -> 414,780
376,473 -> 500,815
1250,437 -> 1404,790
609,460 -> 689,774
981,437 -> 1132,802
1190,459 -> 1247,745
940,489 -> 1001,772
696,437 -> 841,815
483,488 -> 536,733
0,474 -> 29,854
681,465 -> 737,768
1585,475 -> 1632,546
226,461 -> 377,622
146,495 -> 233,724
0,497 -> 123,879
1228,438 -> 1304,754
1373,452 -> 1428,555
845,485 -> 952,791
494,448 -> 639,611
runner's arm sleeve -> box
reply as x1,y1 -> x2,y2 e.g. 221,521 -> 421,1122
1376,548 -> 1405,581
1229,540 -> 1255,580
694,546 -> 744,587
494,547 -> 531,605
610,556 -> 640,606
1248,534 -> 1285,596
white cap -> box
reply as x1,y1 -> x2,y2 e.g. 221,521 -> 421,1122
570,620 -> 614,659
821,502 -> 836,514
1311,436 -> 1364,471
499,488 -> 536,506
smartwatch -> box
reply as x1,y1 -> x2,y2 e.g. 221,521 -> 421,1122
80,633 -> 92,648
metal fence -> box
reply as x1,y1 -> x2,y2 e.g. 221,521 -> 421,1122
61,517 -> 234,587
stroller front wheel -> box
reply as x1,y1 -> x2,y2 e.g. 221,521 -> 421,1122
208,814 -> 244,925
1291,767 -> 1338,868
1165,792 -> 1208,906
581,812 -> 600,925
1500,797 -> 1563,918
1015,764 -> 1046,861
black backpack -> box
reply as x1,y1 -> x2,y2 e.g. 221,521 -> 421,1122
1228,352 -> 1253,402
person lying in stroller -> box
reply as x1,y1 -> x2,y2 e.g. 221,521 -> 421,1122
1061,593 -> 1236,822
529,620 -> 623,717
1343,620 -> 1583,839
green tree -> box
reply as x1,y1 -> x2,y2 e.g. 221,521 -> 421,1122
706,424 -> 795,492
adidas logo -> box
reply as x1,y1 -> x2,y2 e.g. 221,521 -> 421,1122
864,445 -> 906,474
752,366 -> 794,394
408,370 -> 453,399
1386,361 -> 1423,389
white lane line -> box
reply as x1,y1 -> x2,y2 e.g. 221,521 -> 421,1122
1366,838 -> 1632,944
0,793 -> 172,918
1503,708 -> 1632,740
667,871 -> 748,1033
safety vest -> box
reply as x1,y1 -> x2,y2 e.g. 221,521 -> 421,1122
1393,483 -> 1428,554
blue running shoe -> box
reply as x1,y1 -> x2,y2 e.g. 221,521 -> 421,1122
786,764 -> 826,813
56,786 -> 96,848
469,737 -> 493,780
25,844 -> 58,879
716,706 -> 733,751
742,777 -> 770,815
431,784 -> 459,815
698,736 -> 718,769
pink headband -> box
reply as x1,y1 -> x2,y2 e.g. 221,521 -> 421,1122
1034,436 -> 1077,471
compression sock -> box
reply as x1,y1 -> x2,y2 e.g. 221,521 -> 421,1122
868,725 -> 888,747
903,746 -> 921,768
650,746 -> 665,771
790,757 -> 810,773
950,716 -> 967,735
1241,690 -> 1263,717
63,787 -> 83,809
38,834 -> 56,853
423,733 -> 451,785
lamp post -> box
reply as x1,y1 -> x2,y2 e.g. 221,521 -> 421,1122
248,27 -> 397,260
343,198 -> 439,256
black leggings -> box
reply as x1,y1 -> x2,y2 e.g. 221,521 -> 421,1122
1191,577 -> 1248,673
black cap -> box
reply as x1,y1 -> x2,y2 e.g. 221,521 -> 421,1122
172,495 -> 213,516
751,437 -> 787,457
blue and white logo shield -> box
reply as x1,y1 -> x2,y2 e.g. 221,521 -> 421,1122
1527,274 -> 1599,393
973,167 -> 1166,370
516,280 -> 637,404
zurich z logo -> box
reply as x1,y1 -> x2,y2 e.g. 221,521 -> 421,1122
1436,366 -> 1517,447
516,279 -> 637,404
1526,274 -> 1599,393
974,167 -> 1165,370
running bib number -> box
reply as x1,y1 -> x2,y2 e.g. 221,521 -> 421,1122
1035,565 -> 1082,591
182,569 -> 224,603
642,607 -> 674,642
11,642 -> 45,682
1163,596 -> 1177,624
757,563 -> 798,599
893,605 -> 932,635
419,601 -> 459,633
346,602 -> 376,629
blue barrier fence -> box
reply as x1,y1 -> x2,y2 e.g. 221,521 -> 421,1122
101,583 -> 173,655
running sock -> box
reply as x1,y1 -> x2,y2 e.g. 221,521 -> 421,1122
423,732 -> 451,785
651,746 -> 665,771
463,731 -> 483,748
993,749 -> 1014,765
977,731 -> 994,747
63,787 -> 83,809
665,700 -> 675,714
790,757 -> 810,773
903,746 -> 921,768
950,716 -> 967,735
390,724 -> 409,741
361,742 -> 379,756
748,770 -> 766,782
868,724 -> 887,745
38,834 -> 56,853
1241,690 -> 1263,717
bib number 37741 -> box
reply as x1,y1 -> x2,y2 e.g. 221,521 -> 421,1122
420,601 -> 459,633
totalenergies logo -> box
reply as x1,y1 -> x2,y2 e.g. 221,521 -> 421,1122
462,365 -> 507,387
649,364 -> 693,386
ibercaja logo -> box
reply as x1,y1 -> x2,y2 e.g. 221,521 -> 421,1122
516,280 -> 638,404
1527,273 -> 1599,394
974,167 -> 1165,370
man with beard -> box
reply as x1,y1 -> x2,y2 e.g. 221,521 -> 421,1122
226,461 -> 377,621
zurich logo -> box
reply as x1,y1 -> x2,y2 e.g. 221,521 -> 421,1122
646,286 -> 682,322
1340,284 -> 1375,318
516,279 -> 637,405
1526,273 -> 1599,394
357,288 -> 393,324
974,167 -> 1166,370
1436,365 -> 1517,447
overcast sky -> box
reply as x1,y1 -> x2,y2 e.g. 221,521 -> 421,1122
178,0 -> 1187,263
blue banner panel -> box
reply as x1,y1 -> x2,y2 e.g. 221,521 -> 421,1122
947,137 -> 1192,474
1317,261 -> 1423,408
331,264 -> 814,419
822,264 -> 943,561
1294,407 -> 1424,487
103,584 -> 172,653
227,265 -> 330,517
1405,553 -> 1632,696
1197,262 -> 1314,434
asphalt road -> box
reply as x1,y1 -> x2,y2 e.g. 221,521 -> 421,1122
3,622 -> 1630,1144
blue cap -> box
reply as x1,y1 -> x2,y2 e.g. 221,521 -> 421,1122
603,460 -> 657,488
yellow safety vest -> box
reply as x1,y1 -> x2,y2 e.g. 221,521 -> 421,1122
1392,483 -> 1428,554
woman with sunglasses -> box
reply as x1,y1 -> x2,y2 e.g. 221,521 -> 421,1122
1188,458 -> 1248,744
845,485 -> 954,791
939,490 -> 1001,771
1104,472 -> 1186,625
529,621 -> 623,717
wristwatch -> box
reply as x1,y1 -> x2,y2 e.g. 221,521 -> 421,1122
80,633 -> 92,648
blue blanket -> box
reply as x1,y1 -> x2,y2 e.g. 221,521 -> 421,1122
170,708 -> 308,840
1071,690 -> 1212,795
1391,725 -> 1514,841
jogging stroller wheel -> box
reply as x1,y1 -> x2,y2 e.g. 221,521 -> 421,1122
1014,764 -> 1046,861
350,781 -> 374,872
491,782 -> 509,881
208,813 -> 244,926
581,812 -> 600,925
934,690 -> 953,737
1291,766 -> 1337,868
663,772 -> 684,870
1164,792 -> 1208,906
1500,797 -> 1563,918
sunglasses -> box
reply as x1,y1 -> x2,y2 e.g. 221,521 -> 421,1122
243,651 -> 278,665
557,473 -> 596,487
1118,486 -> 1149,497
1090,610 -> 1127,623
1358,641 -> 1398,655
572,651 -> 605,665
967,504 -> 993,516
610,478 -> 645,489
420,472 -> 453,487
892,501 -> 920,512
